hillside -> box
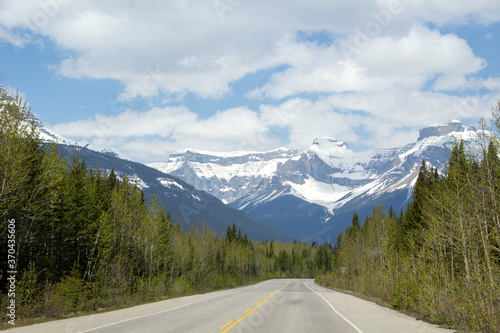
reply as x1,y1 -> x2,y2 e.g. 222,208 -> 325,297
52,144 -> 293,242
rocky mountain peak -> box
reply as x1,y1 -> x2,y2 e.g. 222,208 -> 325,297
417,120 -> 470,141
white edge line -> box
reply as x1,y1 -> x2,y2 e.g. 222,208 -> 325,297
304,282 -> 364,333
78,281 -> 269,332
78,293 -> 226,332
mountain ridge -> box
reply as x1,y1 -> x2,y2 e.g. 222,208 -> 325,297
150,121 -> 490,242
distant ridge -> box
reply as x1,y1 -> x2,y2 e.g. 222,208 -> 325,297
151,121 -> 490,243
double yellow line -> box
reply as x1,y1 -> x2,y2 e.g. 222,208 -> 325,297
219,282 -> 289,333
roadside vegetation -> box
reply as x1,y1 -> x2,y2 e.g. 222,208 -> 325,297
317,104 -> 500,333
2,87 -> 500,332
0,91 -> 332,327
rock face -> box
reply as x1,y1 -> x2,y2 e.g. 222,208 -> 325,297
151,148 -> 298,204
150,121 -> 489,243
417,120 -> 474,141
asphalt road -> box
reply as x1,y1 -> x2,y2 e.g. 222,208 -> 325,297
6,279 -> 455,333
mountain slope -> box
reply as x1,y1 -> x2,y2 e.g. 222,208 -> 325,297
48,144 -> 293,242
151,121 -> 489,243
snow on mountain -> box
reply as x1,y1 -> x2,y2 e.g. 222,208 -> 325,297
150,147 -> 298,202
38,122 -> 80,146
157,177 -> 184,190
149,120 -> 490,242
285,177 -> 351,214
0,84 -> 77,146
152,147 -> 296,180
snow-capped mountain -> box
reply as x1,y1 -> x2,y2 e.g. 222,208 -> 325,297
37,118 -> 80,146
149,147 -> 298,204
150,121 -> 489,243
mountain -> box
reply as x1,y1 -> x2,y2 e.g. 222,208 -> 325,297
150,121 -> 489,243
49,144 -> 293,242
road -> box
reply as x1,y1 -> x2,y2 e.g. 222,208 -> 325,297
6,279 -> 455,333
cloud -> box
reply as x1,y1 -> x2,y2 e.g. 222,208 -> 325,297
2,0 -> 500,162
52,86 -> 500,162
52,105 -> 197,138
51,105 -> 282,161
1,0 -> 499,100
252,26 -> 486,99
399,0 -> 500,26
0,25 -> 32,47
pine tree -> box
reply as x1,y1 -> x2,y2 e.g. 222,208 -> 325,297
401,160 -> 433,251
0,93 -> 65,285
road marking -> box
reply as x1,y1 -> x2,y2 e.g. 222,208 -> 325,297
304,282 -> 364,333
77,282 -> 274,332
219,321 -> 233,329
221,282 -> 289,333
244,309 -> 251,313
78,292 -> 229,332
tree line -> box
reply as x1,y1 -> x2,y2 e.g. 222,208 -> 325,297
317,107 -> 500,333
0,91 -> 334,324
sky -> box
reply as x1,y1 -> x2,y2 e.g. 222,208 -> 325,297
1,0 -> 500,163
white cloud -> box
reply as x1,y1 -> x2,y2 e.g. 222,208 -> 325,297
1,0 -> 499,100
2,0 -> 500,162
432,75 -> 472,91
50,85 -> 500,162
52,106 -> 197,138
0,25 -> 32,47
254,26 -> 486,99
399,0 -> 500,26
259,98 -> 364,151
51,105 -> 281,161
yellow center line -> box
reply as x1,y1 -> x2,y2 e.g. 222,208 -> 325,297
244,309 -> 251,314
221,282 -> 289,333
219,321 -> 233,330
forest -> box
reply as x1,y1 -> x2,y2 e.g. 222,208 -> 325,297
316,106 -> 500,332
0,92 -> 333,326
2,88 -> 500,332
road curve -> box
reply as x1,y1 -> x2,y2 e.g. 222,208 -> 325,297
5,279 -> 455,333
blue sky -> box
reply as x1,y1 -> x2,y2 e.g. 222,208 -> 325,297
1,1 -> 500,163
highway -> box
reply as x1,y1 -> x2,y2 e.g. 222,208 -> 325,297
7,279 -> 455,333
